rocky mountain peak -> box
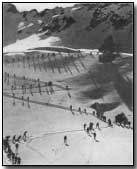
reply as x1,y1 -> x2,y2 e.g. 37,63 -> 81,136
3,3 -> 18,13
3,3 -> 133,52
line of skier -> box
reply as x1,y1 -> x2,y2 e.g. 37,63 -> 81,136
3,131 -> 28,165
70,105 -> 89,116
70,105 -> 113,127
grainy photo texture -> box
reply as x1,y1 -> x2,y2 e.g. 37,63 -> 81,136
2,2 -> 133,165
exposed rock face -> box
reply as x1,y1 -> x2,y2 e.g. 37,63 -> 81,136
3,3 -> 21,46
3,3 -> 133,52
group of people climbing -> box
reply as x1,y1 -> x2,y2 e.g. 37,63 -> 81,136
3,136 -> 21,165
93,110 -> 113,127
84,122 -> 100,141
63,122 -> 100,147
3,131 -> 28,165
70,105 -> 88,115
70,104 -> 113,130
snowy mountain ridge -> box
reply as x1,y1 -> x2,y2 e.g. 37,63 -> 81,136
3,3 -> 133,53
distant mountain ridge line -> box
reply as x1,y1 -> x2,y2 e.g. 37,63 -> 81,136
3,3 -> 133,53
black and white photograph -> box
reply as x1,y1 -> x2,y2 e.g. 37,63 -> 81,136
2,2 -> 134,165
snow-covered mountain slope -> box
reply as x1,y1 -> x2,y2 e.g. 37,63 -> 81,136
3,50 -> 133,165
3,3 -> 133,165
3,34 -> 61,53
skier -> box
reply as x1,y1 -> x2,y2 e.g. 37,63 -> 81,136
14,155 -> 18,164
17,157 -> 21,165
93,132 -> 97,141
84,123 -> 87,131
78,107 -> 82,114
70,105 -> 74,115
7,148 -> 12,161
93,111 -> 95,116
70,105 -> 73,112
13,74 -> 16,85
23,131 -> 28,142
30,84 -> 33,96
48,81 -> 52,87
96,122 -> 100,130
84,108 -> 88,115
3,136 -> 10,153
15,143 -> 19,156
16,135 -> 22,143
27,96 -> 30,108
66,85 -> 71,97
12,135 -> 16,144
65,85 -> 69,91
108,119 -> 112,127
64,135 -> 69,146
86,127 -> 90,136
89,122 -> 94,131
128,121 -> 131,128
21,96 -> 24,106
67,91 -> 71,98
13,93 -> 15,106
102,115 -> 106,122
11,152 -> 15,164
90,51 -> 93,57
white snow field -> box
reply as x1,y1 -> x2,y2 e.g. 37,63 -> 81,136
3,34 -> 61,53
3,36 -> 133,165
